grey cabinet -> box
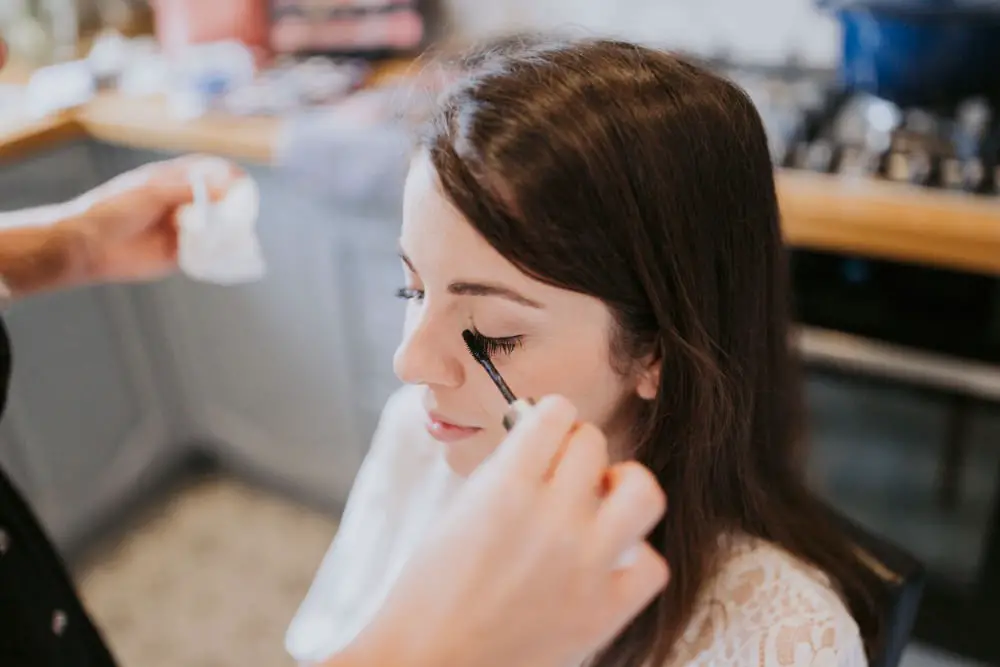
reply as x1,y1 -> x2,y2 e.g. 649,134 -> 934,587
334,219 -> 406,440
0,143 -> 175,548
2,286 -> 174,546
0,143 -> 101,210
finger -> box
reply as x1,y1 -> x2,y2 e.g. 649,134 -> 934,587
607,543 -> 669,624
550,422 -> 608,503
592,462 -> 666,566
149,166 -> 242,208
492,395 -> 578,481
167,154 -> 246,184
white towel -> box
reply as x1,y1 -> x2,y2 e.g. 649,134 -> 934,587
176,160 -> 267,285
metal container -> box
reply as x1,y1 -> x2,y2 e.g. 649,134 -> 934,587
819,0 -> 1000,107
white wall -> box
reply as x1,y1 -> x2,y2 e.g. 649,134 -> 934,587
440,0 -> 841,67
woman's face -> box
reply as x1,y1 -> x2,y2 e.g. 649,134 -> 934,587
394,153 -> 657,476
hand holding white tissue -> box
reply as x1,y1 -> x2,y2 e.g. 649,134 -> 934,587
55,155 -> 248,287
176,162 -> 267,285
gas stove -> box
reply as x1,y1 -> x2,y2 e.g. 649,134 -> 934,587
717,62 -> 1000,195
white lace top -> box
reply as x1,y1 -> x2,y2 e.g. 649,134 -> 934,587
286,386 -> 868,667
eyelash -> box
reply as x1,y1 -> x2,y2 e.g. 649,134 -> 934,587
466,327 -> 523,358
394,288 -> 523,357
395,287 -> 424,302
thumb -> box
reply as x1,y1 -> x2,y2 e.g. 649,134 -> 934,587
148,172 -> 234,214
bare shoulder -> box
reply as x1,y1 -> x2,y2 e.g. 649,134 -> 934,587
670,535 -> 868,667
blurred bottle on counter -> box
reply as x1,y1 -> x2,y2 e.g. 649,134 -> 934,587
151,0 -> 271,64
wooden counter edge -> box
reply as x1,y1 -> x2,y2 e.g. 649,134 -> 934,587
0,58 -> 415,166
0,115 -> 87,164
777,170 -> 1000,275
76,57 -> 415,164
76,94 -> 281,165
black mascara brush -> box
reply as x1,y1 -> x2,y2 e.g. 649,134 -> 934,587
462,330 -> 517,403
462,329 -> 534,431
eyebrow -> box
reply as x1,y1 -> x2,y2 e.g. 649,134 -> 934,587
398,250 -> 544,309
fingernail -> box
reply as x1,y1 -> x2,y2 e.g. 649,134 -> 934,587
613,545 -> 640,570
501,398 -> 536,432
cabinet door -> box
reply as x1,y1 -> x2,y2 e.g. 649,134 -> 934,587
0,143 -> 174,547
334,220 -> 406,440
2,286 -> 173,546
0,143 -> 99,210
0,424 -> 39,504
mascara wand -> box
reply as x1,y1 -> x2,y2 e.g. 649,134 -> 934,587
461,329 -> 534,431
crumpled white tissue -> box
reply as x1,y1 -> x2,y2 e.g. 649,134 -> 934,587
176,161 -> 267,285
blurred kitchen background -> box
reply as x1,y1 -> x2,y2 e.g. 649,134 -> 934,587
3,0 -> 1000,666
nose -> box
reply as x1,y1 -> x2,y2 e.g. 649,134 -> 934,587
393,310 -> 465,389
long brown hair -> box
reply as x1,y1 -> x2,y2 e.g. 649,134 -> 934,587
417,37 -> 883,666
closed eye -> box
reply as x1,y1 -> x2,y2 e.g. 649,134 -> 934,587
467,327 -> 523,357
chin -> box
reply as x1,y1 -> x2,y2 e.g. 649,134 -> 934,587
440,434 -> 499,477
442,451 -> 480,477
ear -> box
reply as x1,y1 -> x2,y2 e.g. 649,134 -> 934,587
635,356 -> 661,401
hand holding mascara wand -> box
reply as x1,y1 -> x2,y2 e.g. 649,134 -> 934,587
462,329 -> 643,570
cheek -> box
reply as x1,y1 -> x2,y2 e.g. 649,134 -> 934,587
448,340 -> 630,478
507,336 -> 630,427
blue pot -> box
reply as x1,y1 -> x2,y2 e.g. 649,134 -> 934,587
822,1 -> 1000,107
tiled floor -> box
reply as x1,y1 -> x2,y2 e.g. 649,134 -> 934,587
75,477 -> 337,667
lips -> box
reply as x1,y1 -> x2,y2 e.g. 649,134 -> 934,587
425,410 -> 482,443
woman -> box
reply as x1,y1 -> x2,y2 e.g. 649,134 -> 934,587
288,36 -> 885,667
0,37 -> 669,667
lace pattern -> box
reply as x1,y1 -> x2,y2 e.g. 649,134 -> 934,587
667,536 -> 868,667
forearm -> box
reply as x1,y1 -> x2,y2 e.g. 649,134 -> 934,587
0,206 -> 92,299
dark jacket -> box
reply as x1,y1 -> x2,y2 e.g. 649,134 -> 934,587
0,318 -> 117,666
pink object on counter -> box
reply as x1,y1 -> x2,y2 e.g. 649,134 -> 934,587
270,0 -> 424,55
152,0 -> 271,58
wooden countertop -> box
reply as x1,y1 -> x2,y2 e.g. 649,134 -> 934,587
0,62 -> 87,160
2,59 -> 1000,276
0,58 -> 414,164
76,94 -> 282,163
777,170 -> 1000,275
